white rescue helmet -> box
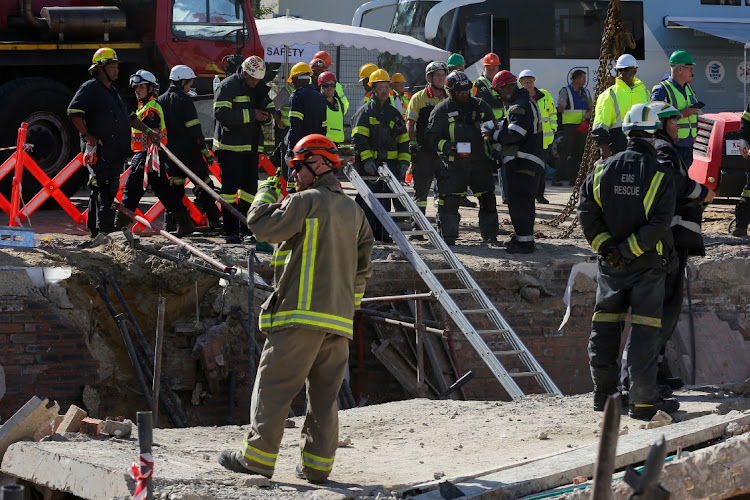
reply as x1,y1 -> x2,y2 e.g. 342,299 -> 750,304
240,55 -> 266,80
615,54 -> 638,69
129,69 -> 157,87
622,103 -> 661,135
518,69 -> 536,80
170,65 -> 197,82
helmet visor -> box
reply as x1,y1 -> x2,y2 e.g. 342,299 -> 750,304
129,74 -> 150,87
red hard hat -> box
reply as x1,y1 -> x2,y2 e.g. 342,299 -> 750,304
313,50 -> 332,68
309,58 -> 327,71
318,71 -> 337,86
492,70 -> 517,91
290,134 -> 341,168
483,52 -> 501,67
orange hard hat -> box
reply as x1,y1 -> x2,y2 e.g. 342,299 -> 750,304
314,50 -> 332,68
483,52 -> 501,67
290,134 -> 341,169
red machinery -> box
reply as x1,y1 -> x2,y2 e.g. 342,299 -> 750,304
0,0 -> 264,195
690,112 -> 747,197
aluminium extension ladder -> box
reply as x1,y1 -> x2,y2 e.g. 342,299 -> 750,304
345,164 -> 562,400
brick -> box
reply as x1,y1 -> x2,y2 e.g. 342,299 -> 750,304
101,419 -> 132,438
79,418 -> 103,436
56,405 -> 88,434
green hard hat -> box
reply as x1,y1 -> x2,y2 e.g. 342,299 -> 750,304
447,53 -> 465,68
669,50 -> 694,66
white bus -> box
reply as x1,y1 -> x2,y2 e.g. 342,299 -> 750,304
354,0 -> 750,112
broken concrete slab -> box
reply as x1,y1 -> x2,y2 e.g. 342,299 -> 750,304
412,411 -> 750,499
0,396 -> 59,461
55,405 -> 87,435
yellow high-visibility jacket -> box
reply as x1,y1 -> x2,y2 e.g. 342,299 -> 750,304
592,77 -> 649,145
247,174 -> 374,339
537,88 -> 557,150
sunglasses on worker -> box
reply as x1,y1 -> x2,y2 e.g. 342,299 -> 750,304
321,83 -> 336,89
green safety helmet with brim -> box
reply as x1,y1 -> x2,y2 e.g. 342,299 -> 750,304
669,50 -> 694,66
647,101 -> 681,120
446,53 -> 465,69
623,103 -> 661,135
89,47 -> 118,74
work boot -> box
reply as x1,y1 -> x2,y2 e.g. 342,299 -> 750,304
629,398 -> 680,421
225,233 -> 242,244
115,212 -> 131,230
205,216 -> 224,236
657,371 -> 685,390
536,196 -> 550,204
505,239 -> 534,254
731,226 -> 747,237
172,211 -> 195,238
295,464 -> 328,485
593,389 -> 619,412
218,450 -> 272,478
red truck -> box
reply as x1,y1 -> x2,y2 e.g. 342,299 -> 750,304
690,112 -> 747,199
0,0 -> 263,195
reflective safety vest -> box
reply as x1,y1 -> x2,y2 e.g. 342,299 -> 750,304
279,83 -> 295,127
131,96 -> 167,152
592,77 -> 649,134
473,75 -> 503,119
654,80 -> 698,140
537,88 -> 557,149
324,95 -> 345,143
561,85 -> 591,125
393,91 -> 412,119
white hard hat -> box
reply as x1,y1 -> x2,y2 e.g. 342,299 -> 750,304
129,69 -> 157,87
169,64 -> 197,81
518,69 -> 536,79
615,54 -> 638,69
623,103 -> 661,135
240,55 -> 266,80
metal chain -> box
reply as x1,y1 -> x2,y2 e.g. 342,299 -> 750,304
540,0 -> 635,238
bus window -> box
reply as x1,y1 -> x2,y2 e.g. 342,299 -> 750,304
463,16 -> 490,66
390,0 -> 455,48
172,0 -> 249,41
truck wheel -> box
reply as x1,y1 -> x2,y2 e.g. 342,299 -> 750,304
0,77 -> 85,204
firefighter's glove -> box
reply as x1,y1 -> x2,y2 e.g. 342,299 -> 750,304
409,141 -> 420,157
362,159 -> 378,176
600,245 -> 627,269
481,120 -> 503,141
741,140 -> 750,159
83,143 -> 98,166
201,148 -> 215,165
257,176 -> 282,203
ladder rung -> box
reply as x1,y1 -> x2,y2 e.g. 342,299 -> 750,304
415,248 -> 447,255
492,350 -> 523,356
447,288 -> 478,295
390,211 -> 420,217
477,329 -> 504,335
431,268 -> 461,274
403,230 -> 433,235
373,193 -> 403,199
509,371 -> 542,378
462,308 -> 492,314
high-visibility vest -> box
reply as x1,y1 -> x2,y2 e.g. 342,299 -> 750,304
280,83 -> 295,127
473,75 -> 503,119
654,80 -> 698,140
324,95 -> 345,143
561,85 -> 591,125
537,88 -> 557,149
592,77 -> 649,132
394,91 -> 411,119
131,96 -> 167,152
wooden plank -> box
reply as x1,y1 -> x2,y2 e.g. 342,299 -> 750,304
0,396 -> 60,461
412,411 -> 750,499
370,340 -> 436,398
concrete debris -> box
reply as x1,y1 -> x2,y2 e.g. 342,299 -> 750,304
55,405 -> 87,434
725,421 -> 749,436
101,418 -> 132,438
338,438 -> 352,447
573,476 -> 588,485
433,471 -> 445,479
298,490 -> 350,500
82,384 -> 101,417
645,410 -> 672,429
0,396 -> 60,461
79,417 -> 103,436
191,383 -> 204,406
519,286 -> 541,303
236,475 -> 271,487
537,431 -> 549,440
34,415 -> 64,441
46,282 -> 74,309
516,273 -> 552,296
619,426 -> 629,436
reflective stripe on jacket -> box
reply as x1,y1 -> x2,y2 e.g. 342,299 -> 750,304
324,95 -> 345,143
247,174 -> 374,338
472,75 -> 503,119
352,99 -> 411,163
561,85 -> 591,125
131,96 -> 167,152
537,88 -> 557,149
425,95 -> 497,164
652,79 -> 698,140
213,74 -> 274,153
592,77 -> 649,145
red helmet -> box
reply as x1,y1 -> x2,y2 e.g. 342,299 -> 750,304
483,52 -> 501,67
492,70 -> 517,91
290,134 -> 341,168
313,50 -> 332,68
318,71 -> 337,86
309,58 -> 327,71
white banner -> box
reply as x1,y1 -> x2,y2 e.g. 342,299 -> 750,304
264,44 -> 320,64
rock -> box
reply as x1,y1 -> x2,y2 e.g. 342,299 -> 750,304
82,385 -> 101,418
519,286 -> 541,303
572,272 -> 597,293
645,410 -> 673,429
191,383 -> 203,406
517,273 -> 552,296
46,283 -> 74,309
433,471 -> 445,479
572,475 -> 588,485
236,475 -> 270,487
619,425 -> 629,436
298,489 -> 350,500
338,437 -> 352,447
726,422 -> 740,436
537,431 -> 548,440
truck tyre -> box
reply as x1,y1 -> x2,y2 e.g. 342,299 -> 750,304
0,77 -> 85,203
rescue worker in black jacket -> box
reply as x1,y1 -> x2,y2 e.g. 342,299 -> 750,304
351,69 -> 411,242
619,101 -> 716,393
284,62 -> 327,192
485,70 -> 543,253
578,103 -> 679,421
214,55 -> 274,244
426,71 -> 499,245
159,65 -> 222,235
733,99 -> 750,237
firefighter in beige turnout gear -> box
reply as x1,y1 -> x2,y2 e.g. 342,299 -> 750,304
218,134 -> 374,483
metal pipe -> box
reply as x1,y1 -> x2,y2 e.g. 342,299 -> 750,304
357,307 -> 444,329
591,393 -> 622,500
152,297 -> 166,427
113,203 -> 236,275
360,292 -> 434,304
247,251 -> 258,393
22,0 -> 46,30
437,371 -> 474,399
159,144 -> 247,224
415,298 -> 425,388
105,274 -> 190,427
136,411 -> 154,500
115,315 -> 153,411
361,314 -> 447,337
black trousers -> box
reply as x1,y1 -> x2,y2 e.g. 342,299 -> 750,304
589,265 -> 666,404
412,150 -> 439,213
436,158 -> 498,241
217,150 -> 259,237
504,159 -> 538,240
122,152 -> 183,214
87,160 -> 122,235
555,124 -> 586,183
536,149 -> 549,199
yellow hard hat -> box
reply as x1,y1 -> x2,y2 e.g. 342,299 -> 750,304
288,62 -> 313,83
368,69 -> 390,84
89,47 -> 118,73
359,63 -> 378,82
391,73 -> 406,83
